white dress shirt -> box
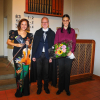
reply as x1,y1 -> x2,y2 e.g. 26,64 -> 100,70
42,28 -> 49,52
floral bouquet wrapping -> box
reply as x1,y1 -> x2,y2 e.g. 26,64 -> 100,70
48,40 -> 72,59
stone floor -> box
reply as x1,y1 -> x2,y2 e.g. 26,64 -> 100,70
0,75 -> 100,100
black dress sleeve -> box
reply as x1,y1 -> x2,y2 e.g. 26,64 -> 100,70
9,30 -> 15,40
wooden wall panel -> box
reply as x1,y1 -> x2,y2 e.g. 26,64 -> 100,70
24,0 -> 64,17
57,39 -> 95,80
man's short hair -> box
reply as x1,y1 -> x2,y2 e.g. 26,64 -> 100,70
41,17 -> 49,22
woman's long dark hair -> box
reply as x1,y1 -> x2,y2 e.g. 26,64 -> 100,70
61,14 -> 71,34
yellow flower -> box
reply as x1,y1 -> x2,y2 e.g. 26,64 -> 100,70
55,44 -> 58,48
60,44 -> 63,47
57,50 -> 63,55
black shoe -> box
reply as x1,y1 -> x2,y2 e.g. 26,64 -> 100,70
23,93 -> 30,96
15,92 -> 23,97
66,91 -> 71,96
44,88 -> 50,94
56,90 -> 61,95
37,88 -> 42,95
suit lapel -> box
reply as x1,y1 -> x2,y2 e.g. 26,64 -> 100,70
37,28 -> 44,43
46,28 -> 51,40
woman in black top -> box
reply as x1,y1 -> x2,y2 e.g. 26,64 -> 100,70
7,19 -> 33,97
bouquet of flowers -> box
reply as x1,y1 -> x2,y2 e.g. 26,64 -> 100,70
48,39 -> 72,59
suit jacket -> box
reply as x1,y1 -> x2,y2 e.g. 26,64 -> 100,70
32,28 -> 55,58
30,28 -> 57,87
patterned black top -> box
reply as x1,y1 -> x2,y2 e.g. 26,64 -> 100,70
9,30 -> 33,57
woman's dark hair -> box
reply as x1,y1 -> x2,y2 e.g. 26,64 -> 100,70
17,18 -> 30,31
61,14 -> 71,34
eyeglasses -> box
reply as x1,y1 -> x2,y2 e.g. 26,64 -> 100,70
41,22 -> 48,23
62,20 -> 69,22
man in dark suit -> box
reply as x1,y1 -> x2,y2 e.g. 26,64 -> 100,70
32,17 -> 55,94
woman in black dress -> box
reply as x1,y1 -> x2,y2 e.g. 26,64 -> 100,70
7,19 -> 33,97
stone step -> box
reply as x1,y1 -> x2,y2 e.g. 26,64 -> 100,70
0,58 -> 17,91
0,78 -> 16,86
0,84 -> 16,91
0,74 -> 15,80
0,58 -> 15,75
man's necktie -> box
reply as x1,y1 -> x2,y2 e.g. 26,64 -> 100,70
43,31 -> 47,41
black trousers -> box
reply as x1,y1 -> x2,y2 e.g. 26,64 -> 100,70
36,53 -> 49,89
57,57 -> 73,92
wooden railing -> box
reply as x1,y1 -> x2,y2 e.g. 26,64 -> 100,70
57,39 -> 95,80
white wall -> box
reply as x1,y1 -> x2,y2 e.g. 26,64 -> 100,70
63,0 -> 72,22
12,0 -> 72,33
4,18 -> 8,56
71,0 -> 100,76
4,0 -> 13,61
0,0 -> 4,56
12,0 -> 65,33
